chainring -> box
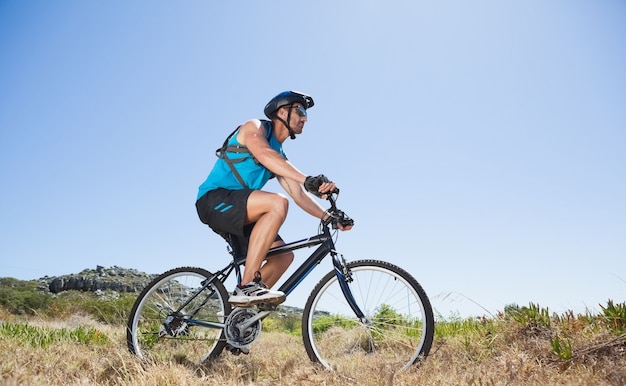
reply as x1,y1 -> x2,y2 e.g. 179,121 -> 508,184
224,307 -> 262,348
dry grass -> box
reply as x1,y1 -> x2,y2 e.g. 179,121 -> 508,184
2,311 -> 625,386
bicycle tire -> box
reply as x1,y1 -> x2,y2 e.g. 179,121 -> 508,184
302,259 -> 434,372
126,266 -> 229,365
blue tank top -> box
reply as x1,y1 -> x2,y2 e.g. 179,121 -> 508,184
197,123 -> 286,199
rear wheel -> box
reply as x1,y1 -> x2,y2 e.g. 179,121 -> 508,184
302,259 -> 434,373
126,266 -> 229,365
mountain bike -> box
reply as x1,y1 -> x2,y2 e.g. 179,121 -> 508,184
126,192 -> 434,373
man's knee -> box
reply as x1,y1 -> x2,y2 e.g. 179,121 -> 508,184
270,194 -> 289,217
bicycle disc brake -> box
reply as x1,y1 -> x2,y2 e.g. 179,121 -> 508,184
224,307 -> 261,348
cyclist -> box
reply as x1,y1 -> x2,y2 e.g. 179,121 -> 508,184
196,91 -> 352,307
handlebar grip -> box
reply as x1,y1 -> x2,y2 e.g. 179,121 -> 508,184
304,175 -> 330,197
330,209 -> 354,229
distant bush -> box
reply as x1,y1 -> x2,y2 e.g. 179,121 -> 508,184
0,278 -> 137,324
42,291 -> 137,324
503,302 -> 551,331
0,278 -> 50,315
262,312 -> 302,335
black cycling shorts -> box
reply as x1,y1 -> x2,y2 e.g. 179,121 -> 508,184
196,188 -> 252,236
196,188 -> 282,256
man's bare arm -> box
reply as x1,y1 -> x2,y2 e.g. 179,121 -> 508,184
238,120 -> 306,183
277,176 -> 327,219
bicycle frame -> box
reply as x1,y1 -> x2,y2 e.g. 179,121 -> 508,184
184,218 -> 367,332
128,191 -> 434,370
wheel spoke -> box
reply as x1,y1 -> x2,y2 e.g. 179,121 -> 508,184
127,267 -> 229,365
303,260 -> 434,373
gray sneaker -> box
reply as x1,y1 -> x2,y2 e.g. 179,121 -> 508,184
228,272 -> 285,307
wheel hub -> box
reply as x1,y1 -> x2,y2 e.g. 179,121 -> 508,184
159,312 -> 189,337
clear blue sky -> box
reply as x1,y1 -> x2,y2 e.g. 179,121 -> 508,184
1,1 -> 625,318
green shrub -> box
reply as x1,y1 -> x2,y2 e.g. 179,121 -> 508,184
311,314 -> 359,335
262,313 -> 302,335
504,302 -> 551,331
550,335 -> 573,361
0,278 -> 137,324
45,291 -> 137,324
0,278 -> 50,315
0,322 -> 110,348
600,299 -> 626,335
435,315 -> 491,339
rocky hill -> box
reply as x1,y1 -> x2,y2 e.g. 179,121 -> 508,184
42,265 -> 155,294
36,265 -> 304,315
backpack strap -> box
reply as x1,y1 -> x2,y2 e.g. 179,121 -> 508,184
215,120 -> 274,189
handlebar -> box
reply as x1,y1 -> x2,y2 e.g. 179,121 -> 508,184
323,190 -> 354,229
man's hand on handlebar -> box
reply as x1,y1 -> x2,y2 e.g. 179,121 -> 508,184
333,210 -> 354,231
335,219 -> 353,231
328,209 -> 354,231
318,181 -> 337,200
306,174 -> 353,231
337,223 -> 352,231
304,174 -> 337,199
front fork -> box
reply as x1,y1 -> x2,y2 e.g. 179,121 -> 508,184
331,251 -> 369,325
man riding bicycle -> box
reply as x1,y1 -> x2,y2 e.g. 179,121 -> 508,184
196,91 -> 352,307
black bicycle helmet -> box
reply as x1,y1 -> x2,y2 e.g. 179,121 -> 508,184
264,91 -> 314,119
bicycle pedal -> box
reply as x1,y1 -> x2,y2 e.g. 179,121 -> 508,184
227,344 -> 250,355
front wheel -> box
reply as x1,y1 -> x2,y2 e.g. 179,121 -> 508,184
302,259 -> 434,373
126,267 -> 229,365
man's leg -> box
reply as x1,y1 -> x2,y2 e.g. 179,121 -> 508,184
242,191 -> 289,285
259,240 -> 294,288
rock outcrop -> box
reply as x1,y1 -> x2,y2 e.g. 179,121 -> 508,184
45,265 -> 155,294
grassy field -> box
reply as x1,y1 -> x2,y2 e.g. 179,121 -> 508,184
1,296 -> 625,386
1,278 -> 625,385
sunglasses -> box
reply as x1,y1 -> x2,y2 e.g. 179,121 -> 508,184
291,105 -> 307,117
